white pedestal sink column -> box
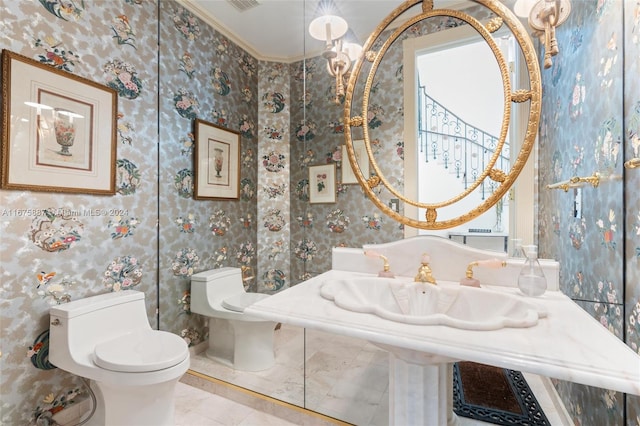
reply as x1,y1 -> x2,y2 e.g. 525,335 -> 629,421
384,345 -> 460,426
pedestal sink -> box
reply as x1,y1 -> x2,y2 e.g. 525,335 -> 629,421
245,237 -> 640,426
320,277 -> 548,330
320,277 -> 548,424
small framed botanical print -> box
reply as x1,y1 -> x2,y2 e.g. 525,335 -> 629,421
309,163 -> 336,204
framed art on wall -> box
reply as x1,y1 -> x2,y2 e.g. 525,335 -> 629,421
1,49 -> 117,195
341,139 -> 369,184
193,118 -> 241,200
309,163 -> 336,204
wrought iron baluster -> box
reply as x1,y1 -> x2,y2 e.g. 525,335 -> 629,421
418,85 -> 509,200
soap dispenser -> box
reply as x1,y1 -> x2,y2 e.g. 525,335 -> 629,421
517,245 -> 547,296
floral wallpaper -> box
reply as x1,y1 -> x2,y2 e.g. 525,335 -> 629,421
288,8 -> 495,283
0,0 -> 265,422
537,0 -> 640,424
156,0 -> 260,348
624,2 -> 640,424
289,53 -> 397,283
0,0 -> 159,423
258,62 -> 291,293
1,0 -> 639,424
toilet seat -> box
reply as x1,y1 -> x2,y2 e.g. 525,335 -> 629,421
94,330 -> 188,373
222,293 -> 270,313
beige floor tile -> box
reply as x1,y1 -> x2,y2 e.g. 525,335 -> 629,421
178,324 -> 570,426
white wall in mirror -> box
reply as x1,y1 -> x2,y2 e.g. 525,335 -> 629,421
417,38 -> 504,140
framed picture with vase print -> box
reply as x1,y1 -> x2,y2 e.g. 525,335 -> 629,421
193,118 -> 241,200
1,49 -> 117,194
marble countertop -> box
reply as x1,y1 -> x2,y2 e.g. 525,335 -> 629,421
246,269 -> 640,396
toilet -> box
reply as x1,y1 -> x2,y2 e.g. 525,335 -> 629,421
49,290 -> 190,426
190,267 -> 276,371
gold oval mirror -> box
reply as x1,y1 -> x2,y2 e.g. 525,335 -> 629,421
343,0 -> 541,230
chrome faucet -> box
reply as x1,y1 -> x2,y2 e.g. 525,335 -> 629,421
414,253 -> 437,285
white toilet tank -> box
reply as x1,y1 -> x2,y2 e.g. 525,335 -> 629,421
191,267 -> 245,308
49,291 -> 152,370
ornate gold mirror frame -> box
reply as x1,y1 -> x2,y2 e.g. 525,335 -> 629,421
343,0 -> 542,230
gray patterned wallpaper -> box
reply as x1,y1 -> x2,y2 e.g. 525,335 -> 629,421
156,0 -> 259,348
537,1 -> 640,424
288,8 -> 495,283
1,0 -> 639,424
1,1 -> 160,423
624,2 -> 640,424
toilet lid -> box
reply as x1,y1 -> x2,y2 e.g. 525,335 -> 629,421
221,293 -> 270,313
94,330 -> 188,373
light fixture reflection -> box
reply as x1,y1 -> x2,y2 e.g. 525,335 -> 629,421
24,101 -> 54,138
54,109 -> 84,122
309,12 -> 362,104
24,101 -> 54,111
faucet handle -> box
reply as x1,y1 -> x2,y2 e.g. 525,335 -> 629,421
364,250 -> 394,278
475,258 -> 507,270
461,258 -> 507,287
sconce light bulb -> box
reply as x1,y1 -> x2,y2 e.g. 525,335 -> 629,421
325,22 -> 331,46
309,15 -> 348,42
513,0 -> 537,18
343,42 -> 363,62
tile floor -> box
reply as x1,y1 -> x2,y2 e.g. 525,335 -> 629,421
174,381 -> 301,426
177,325 -> 571,426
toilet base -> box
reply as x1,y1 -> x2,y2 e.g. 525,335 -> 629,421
86,378 -> 179,425
207,317 -> 276,371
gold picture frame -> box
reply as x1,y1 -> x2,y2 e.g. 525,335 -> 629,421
1,49 -> 117,195
309,163 -> 336,204
194,118 -> 241,200
341,139 -> 369,184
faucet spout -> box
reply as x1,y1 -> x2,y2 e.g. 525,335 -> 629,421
414,253 -> 437,284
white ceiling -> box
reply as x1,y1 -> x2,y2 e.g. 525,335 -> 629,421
178,0 -> 407,62
178,1 -> 523,62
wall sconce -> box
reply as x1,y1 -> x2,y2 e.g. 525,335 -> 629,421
514,0 -> 572,69
309,14 -> 362,104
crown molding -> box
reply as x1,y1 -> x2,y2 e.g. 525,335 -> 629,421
176,0 -> 310,63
